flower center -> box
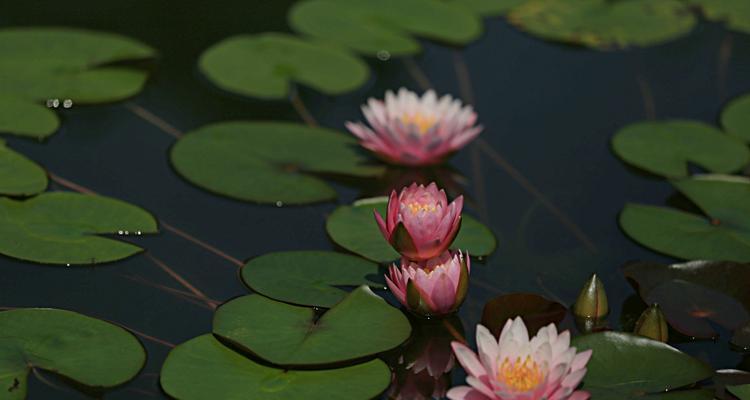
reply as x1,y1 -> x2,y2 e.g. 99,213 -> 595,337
407,202 -> 437,214
497,356 -> 544,392
401,113 -> 436,134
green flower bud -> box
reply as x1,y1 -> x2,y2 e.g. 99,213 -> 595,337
634,303 -> 669,342
573,273 -> 609,318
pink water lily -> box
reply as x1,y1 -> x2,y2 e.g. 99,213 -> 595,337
386,250 -> 470,317
345,88 -> 482,166
449,319 -> 592,400
375,182 -> 463,261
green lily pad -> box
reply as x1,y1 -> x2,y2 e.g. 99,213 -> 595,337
0,28 -> 155,139
326,197 -> 496,263
171,122 -> 383,205
722,93 -> 750,143
508,0 -> 696,50
0,192 -> 158,265
0,140 -> 47,196
199,33 -> 368,100
161,335 -> 390,400
213,286 -> 411,366
620,175 -> 750,262
730,384 -> 750,399
688,0 -> 750,35
572,332 -> 713,398
0,308 -> 145,399
612,120 -> 750,178
241,251 -> 382,308
444,0 -> 527,15
288,0 -> 482,57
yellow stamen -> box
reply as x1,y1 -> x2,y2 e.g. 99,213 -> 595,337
407,202 -> 437,214
401,113 -> 436,134
497,356 -> 544,392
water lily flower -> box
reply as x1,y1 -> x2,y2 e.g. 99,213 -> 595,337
345,88 -> 482,166
448,319 -> 592,400
386,250 -> 470,317
375,182 -> 463,261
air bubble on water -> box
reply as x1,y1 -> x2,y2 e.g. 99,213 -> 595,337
477,256 -> 484,261
136,231 -> 142,235
117,230 -> 124,235
63,99 -> 73,108
124,231 -> 130,235
376,50 -> 390,61
66,263 -> 71,267
276,201 -> 283,207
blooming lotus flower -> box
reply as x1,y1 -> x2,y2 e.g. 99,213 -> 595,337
386,250 -> 470,317
448,319 -> 592,400
375,182 -> 463,261
345,88 -> 482,166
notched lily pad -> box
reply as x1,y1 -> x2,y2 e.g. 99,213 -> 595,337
241,251 -> 382,308
481,293 -> 567,337
612,120 -> 750,178
171,122 -> 383,205
722,93 -> 750,143
160,334 -> 391,400
572,332 -> 713,398
620,175 -> 750,262
0,140 -> 47,196
326,197 -> 496,262
213,286 -> 411,366
199,33 -> 368,99
0,192 -> 158,265
688,0 -> 750,35
288,0 -> 482,57
0,308 -> 145,400
0,28 -> 155,139
508,0 -> 696,50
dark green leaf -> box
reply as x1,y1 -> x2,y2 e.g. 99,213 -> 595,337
0,140 -> 47,196
687,0 -> 750,35
0,96 -> 58,139
722,93 -> 750,143
730,384 -> 750,400
444,0 -> 527,15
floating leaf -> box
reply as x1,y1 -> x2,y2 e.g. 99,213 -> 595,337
213,286 -> 410,366
572,332 -> 713,398
0,140 -> 47,196
722,93 -> 750,143
288,0 -> 482,56
160,334 -> 390,400
0,28 -> 155,139
620,175 -> 750,262
0,308 -> 145,399
444,0 -> 527,15
688,0 -> 750,35
0,192 -> 158,265
508,0 -> 695,50
241,251 -> 381,308
624,260 -> 750,340
730,384 -> 750,400
612,120 -> 750,178
199,33 -> 368,99
326,197 -> 496,262
171,122 -> 383,205
481,293 -> 567,337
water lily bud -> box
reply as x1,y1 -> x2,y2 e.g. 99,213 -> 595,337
375,182 -> 463,261
385,250 -> 470,317
573,273 -> 609,318
345,88 -> 482,166
634,304 -> 669,342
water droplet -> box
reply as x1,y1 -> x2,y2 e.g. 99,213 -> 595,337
65,263 -> 71,267
124,231 -> 129,235
136,231 -> 142,235
275,201 -> 283,207
376,50 -> 391,61
117,230 -> 124,235
63,99 -> 73,108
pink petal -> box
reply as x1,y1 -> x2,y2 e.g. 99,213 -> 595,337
562,368 -> 587,389
568,391 -> 590,400
430,272 -> 457,314
374,210 -> 389,241
570,349 -> 592,371
446,386 -> 492,400
451,341 -> 488,379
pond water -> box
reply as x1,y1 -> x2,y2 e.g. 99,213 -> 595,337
2,1 -> 750,399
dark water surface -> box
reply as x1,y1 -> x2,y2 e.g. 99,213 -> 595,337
2,1 -> 750,398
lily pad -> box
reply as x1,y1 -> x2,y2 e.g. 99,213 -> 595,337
326,197 -> 496,263
199,33 -> 368,100
624,260 -> 750,340
508,0 -> 696,50
241,251 -> 382,308
481,293 -> 567,337
619,175 -> 750,262
0,308 -> 145,399
722,93 -> 750,143
572,332 -> 713,398
213,286 -> 411,366
0,140 -> 47,196
612,120 -> 750,178
730,384 -> 750,400
171,122 -> 383,205
288,0 -> 482,57
0,192 -> 158,265
0,28 -> 155,139
688,0 -> 750,35
160,334 -> 391,400
444,0 -> 527,15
